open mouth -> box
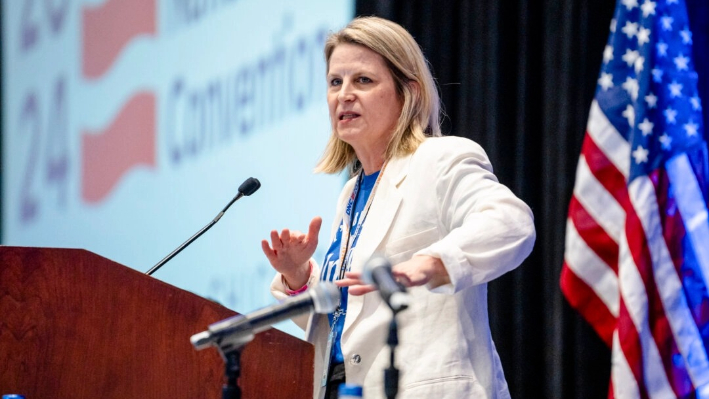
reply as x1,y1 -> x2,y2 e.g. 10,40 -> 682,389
339,113 -> 360,120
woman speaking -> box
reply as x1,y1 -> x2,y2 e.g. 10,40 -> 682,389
261,16 -> 535,399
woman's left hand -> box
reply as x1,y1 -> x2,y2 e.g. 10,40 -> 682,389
336,255 -> 451,295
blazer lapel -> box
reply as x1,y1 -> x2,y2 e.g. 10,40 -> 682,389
343,153 -> 412,333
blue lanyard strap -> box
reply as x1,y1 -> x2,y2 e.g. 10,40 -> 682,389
336,164 -> 386,283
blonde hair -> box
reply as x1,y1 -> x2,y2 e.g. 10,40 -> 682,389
315,16 -> 442,175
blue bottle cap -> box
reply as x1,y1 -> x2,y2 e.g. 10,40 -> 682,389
3,395 -> 26,399
338,384 -> 363,396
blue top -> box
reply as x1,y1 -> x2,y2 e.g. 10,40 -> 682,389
319,170 -> 379,363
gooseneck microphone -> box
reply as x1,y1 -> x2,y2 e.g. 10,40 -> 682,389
191,282 -> 340,351
145,177 -> 261,276
362,255 -> 410,313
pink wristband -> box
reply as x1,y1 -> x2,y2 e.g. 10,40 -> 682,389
283,261 -> 313,296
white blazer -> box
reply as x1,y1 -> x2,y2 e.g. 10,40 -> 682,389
271,136 -> 536,399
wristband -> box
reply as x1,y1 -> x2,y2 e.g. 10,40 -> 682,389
283,261 -> 313,295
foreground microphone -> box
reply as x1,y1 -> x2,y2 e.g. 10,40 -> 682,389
145,177 -> 261,276
191,282 -> 340,350
362,255 -> 410,313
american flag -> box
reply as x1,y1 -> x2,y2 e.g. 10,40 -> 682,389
560,0 -> 709,397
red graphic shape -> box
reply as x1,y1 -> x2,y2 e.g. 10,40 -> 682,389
82,0 -> 156,78
82,92 -> 156,203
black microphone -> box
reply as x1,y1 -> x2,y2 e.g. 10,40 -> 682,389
145,177 -> 261,276
362,255 -> 410,313
191,282 -> 340,351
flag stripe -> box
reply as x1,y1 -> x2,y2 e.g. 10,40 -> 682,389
685,152 -> 709,208
581,127 -> 630,222
568,195 -> 620,273
560,263 -> 617,346
616,294 -> 652,399
667,154 -> 709,290
565,219 -> 620,316
587,101 -> 631,178
612,329 -> 642,399
574,154 -> 626,245
654,170 -> 688,274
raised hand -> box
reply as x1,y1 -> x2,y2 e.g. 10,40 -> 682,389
261,216 -> 322,288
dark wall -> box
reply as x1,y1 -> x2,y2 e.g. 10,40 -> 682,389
355,1 -> 709,398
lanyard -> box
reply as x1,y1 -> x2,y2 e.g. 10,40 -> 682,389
336,162 -> 387,284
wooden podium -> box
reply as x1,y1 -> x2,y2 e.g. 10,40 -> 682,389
0,246 -> 314,398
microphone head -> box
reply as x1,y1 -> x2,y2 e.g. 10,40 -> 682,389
310,282 -> 340,314
362,254 -> 392,285
238,177 -> 261,196
190,330 -> 212,351
363,254 -> 410,312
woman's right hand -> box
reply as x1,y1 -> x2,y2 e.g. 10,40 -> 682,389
261,216 -> 322,288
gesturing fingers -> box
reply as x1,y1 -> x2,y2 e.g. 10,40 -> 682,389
281,229 -> 291,244
270,230 -> 283,252
335,277 -> 359,287
335,277 -> 376,296
337,272 -> 376,296
307,217 -> 323,245
261,239 -> 277,262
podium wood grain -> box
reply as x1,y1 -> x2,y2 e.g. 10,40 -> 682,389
0,246 -> 313,398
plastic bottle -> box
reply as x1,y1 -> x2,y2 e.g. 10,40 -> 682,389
338,384 -> 363,398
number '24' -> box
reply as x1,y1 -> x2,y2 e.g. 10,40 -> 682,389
18,77 -> 69,223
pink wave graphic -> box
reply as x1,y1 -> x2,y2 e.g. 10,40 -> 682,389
82,92 -> 156,203
82,0 -> 156,78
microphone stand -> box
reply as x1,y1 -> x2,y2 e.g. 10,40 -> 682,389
214,332 -> 255,399
385,317 -> 400,399
145,192 -> 245,276
221,348 -> 243,399
145,177 -> 260,276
